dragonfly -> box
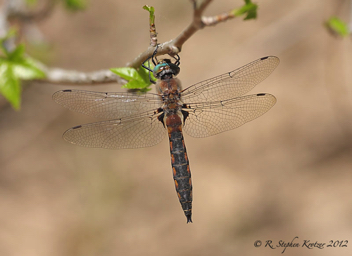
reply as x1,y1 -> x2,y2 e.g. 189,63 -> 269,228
53,49 -> 279,223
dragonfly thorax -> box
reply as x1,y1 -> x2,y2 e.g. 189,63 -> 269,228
155,75 -> 183,113
153,59 -> 180,80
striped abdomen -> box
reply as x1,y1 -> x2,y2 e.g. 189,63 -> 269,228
166,113 -> 193,223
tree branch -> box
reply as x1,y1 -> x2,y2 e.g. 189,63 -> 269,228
127,0 -> 241,69
35,66 -> 126,85
1,0 -> 252,85
201,12 -> 235,26
128,0 -> 222,69
143,5 -> 158,47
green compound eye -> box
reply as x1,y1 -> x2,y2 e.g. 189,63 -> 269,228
153,60 -> 180,79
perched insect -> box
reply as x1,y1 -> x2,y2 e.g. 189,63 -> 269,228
53,48 -> 279,223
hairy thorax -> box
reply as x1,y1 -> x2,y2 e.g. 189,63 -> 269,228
156,77 -> 183,114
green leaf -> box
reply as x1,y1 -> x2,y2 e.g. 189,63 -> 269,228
64,0 -> 87,11
121,80 -> 147,89
8,44 -> 25,61
110,67 -> 143,82
12,58 -> 46,80
138,65 -> 155,83
7,44 -> 46,80
0,63 -> 21,110
232,0 -> 258,20
110,66 -> 153,90
143,5 -> 155,24
0,40 -> 46,109
325,17 -> 349,37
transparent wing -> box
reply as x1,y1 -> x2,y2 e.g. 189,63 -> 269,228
181,56 -> 279,102
53,90 -> 161,119
63,110 -> 166,149
183,93 -> 276,138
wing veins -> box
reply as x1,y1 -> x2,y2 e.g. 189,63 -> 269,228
53,89 -> 161,119
181,56 -> 279,102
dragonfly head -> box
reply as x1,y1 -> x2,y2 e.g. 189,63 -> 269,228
153,59 -> 180,80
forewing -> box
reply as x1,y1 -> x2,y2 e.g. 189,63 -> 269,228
181,56 -> 279,102
183,93 -> 276,138
63,110 -> 166,149
53,89 -> 161,119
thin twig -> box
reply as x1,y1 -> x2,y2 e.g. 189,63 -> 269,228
129,0 -> 236,68
147,6 -> 158,47
35,66 -> 126,85
128,0 -> 214,68
1,0 -> 249,85
202,12 -> 235,26
150,23 -> 157,47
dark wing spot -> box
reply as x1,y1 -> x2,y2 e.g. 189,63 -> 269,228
257,93 -> 266,96
72,125 -> 82,129
260,56 -> 269,60
62,89 -> 72,92
181,110 -> 189,123
158,113 -> 165,128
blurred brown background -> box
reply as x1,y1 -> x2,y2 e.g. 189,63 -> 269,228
0,0 -> 352,255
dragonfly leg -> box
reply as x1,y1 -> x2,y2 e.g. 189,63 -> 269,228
141,60 -> 156,84
142,45 -> 161,84
151,44 -> 159,66
141,62 -> 153,72
172,54 -> 181,66
142,44 -> 159,70
142,55 -> 153,72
